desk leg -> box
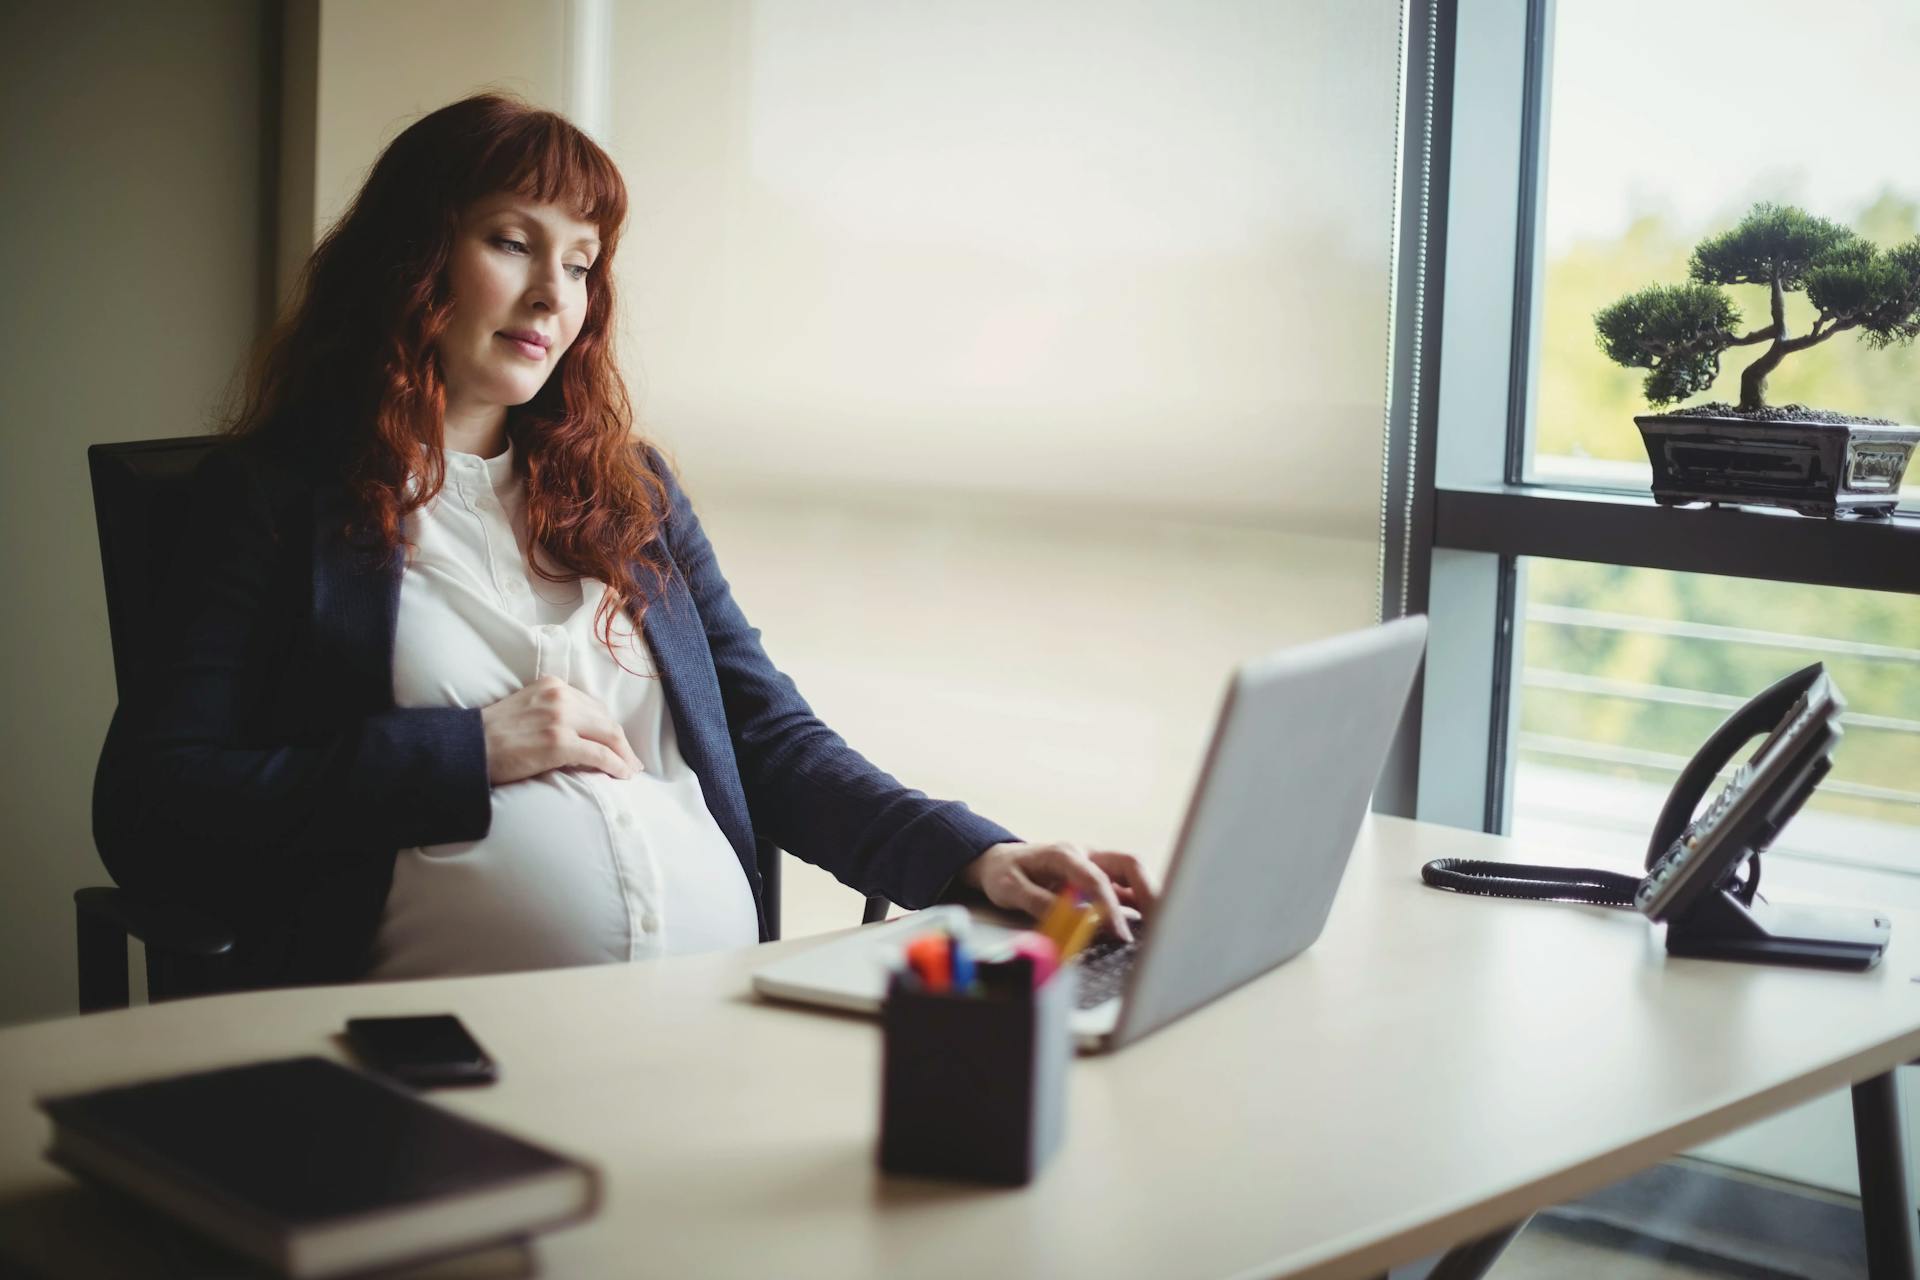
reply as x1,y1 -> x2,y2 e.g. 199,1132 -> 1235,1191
1414,1217 -> 1529,1280
1853,1071 -> 1920,1280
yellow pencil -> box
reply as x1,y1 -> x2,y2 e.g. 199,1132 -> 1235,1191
1037,888 -> 1082,948
1057,905 -> 1103,964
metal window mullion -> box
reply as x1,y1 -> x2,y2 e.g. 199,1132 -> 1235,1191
1394,0 -> 1538,832
1502,0 -> 1552,486
1373,0 -> 1456,818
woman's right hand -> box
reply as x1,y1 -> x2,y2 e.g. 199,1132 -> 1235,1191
479,676 -> 643,785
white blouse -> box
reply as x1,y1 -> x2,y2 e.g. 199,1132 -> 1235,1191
366,441 -> 760,980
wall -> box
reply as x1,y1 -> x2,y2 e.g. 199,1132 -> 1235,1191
0,1 -> 272,1026
0,1 -> 576,1027
309,0 -> 568,241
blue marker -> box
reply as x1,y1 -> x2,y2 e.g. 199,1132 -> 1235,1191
946,930 -> 976,994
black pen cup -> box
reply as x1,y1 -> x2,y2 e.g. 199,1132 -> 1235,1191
877,965 -> 1076,1185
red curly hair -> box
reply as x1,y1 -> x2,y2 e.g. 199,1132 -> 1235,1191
226,93 -> 670,657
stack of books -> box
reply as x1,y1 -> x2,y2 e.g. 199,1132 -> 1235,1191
39,1056 -> 599,1278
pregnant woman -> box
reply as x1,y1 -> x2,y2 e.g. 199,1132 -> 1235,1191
92,94 -> 1153,987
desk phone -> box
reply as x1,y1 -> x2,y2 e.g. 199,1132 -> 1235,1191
1422,663 -> 1890,970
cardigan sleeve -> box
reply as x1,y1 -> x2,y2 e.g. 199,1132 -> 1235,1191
92,444 -> 492,900
654,457 -> 1019,909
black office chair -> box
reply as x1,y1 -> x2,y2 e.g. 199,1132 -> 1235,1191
79,436 -> 890,1013
79,437 -> 241,1012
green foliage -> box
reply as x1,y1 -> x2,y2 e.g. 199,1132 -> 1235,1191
1806,249 -> 1904,332
1855,239 -> 1920,348
1593,283 -> 1739,405
1594,201 -> 1920,409
1687,202 -> 1857,288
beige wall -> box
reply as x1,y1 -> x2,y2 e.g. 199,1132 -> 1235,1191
310,0 -> 568,244
278,0 -> 572,301
0,1 -> 271,1026
0,1 -> 575,1028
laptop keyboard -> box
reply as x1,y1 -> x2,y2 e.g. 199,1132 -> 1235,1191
1070,926 -> 1145,1009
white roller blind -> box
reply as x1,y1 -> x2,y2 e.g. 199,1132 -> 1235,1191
610,0 -> 1403,536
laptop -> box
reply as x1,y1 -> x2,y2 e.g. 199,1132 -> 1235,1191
751,615 -> 1428,1053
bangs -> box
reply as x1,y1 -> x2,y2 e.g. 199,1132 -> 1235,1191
471,114 -> 627,241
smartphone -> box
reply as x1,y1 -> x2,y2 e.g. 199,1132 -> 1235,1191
344,1014 -> 497,1087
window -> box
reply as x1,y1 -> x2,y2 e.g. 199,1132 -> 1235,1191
1531,0 -> 1920,500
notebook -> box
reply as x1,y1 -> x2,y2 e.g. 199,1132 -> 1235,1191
38,1056 -> 599,1279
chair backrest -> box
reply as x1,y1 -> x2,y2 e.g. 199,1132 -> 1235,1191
87,436 -> 220,700
84,437 -> 229,1009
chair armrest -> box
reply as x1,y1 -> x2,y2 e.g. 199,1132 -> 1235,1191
74,887 -> 236,959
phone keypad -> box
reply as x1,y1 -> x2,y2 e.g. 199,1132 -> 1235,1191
1636,682 -> 1838,921
1636,764 -> 1752,913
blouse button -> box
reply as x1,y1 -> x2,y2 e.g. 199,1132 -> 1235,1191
615,811 -> 634,830
641,912 -> 661,933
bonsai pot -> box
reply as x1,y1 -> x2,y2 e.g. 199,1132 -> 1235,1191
1635,405 -> 1918,518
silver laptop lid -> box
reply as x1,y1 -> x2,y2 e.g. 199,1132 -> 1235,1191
1108,615 -> 1427,1051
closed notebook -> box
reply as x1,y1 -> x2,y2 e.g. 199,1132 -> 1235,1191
38,1055 -> 599,1279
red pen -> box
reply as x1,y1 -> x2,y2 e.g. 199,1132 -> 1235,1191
905,932 -> 953,994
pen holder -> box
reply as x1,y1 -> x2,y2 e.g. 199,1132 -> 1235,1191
877,966 -> 1076,1185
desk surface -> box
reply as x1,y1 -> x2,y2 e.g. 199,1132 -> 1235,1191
5,815 -> 1919,1280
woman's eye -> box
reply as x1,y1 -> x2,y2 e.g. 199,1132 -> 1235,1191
492,235 -> 589,281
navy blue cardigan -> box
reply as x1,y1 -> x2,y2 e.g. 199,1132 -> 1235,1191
92,437 -> 1016,986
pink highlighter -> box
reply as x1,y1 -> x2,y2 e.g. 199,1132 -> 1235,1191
1005,931 -> 1060,987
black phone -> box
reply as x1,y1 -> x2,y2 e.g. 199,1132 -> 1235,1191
1421,662 -> 1889,970
1633,666 -> 1842,923
344,1014 -> 498,1087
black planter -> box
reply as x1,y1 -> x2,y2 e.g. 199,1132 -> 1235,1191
1635,414 -> 1919,518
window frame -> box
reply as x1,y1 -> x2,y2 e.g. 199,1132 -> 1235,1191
1376,0 -> 1920,834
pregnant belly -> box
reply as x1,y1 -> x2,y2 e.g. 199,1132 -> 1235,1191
371,771 -> 630,979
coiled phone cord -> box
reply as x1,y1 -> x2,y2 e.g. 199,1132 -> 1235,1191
1419,858 -> 1642,907
1420,665 -> 1826,915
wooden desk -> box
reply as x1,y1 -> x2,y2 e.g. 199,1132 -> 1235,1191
5,815 -> 1919,1279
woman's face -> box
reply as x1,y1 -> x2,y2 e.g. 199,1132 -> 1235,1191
436,193 -> 601,420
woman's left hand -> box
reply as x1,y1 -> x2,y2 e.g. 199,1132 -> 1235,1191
960,842 -> 1158,944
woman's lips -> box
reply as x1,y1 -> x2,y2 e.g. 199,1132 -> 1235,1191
498,333 -> 546,360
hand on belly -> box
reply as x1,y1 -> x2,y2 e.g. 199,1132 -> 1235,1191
478,676 -> 644,784
386,770 -> 633,972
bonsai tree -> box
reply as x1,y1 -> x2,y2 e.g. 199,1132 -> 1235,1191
1594,202 -> 1920,413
